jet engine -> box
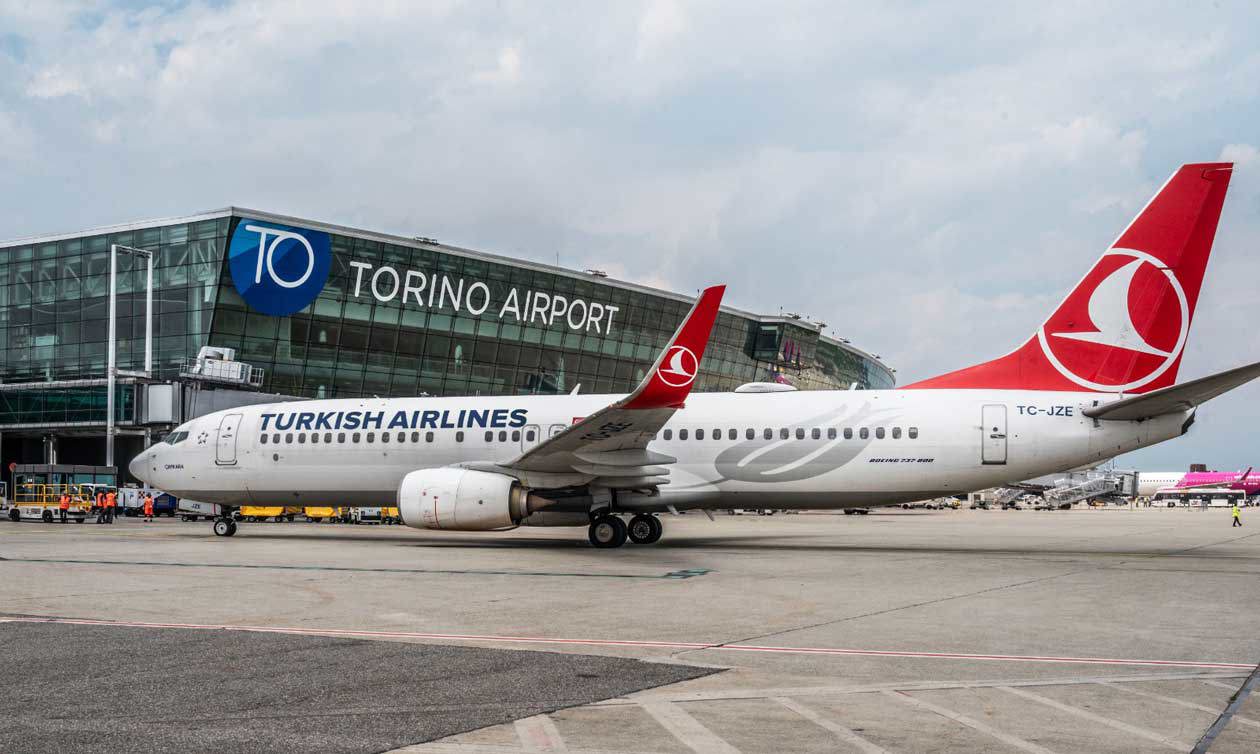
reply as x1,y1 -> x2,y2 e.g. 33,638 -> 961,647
397,468 -> 549,531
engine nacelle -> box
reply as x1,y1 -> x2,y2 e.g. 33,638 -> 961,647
397,468 -> 542,531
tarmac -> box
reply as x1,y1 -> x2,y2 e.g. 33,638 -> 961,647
2,507 -> 1258,753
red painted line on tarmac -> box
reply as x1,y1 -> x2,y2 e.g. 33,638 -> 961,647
4,616 -> 1255,671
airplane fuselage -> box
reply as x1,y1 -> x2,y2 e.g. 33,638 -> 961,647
135,388 -> 1189,512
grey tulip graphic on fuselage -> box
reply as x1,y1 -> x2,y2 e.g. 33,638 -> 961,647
673,402 -> 903,487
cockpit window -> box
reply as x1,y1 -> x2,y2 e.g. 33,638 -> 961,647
163,431 -> 190,445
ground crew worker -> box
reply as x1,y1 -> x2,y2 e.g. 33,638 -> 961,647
1233,504 -> 1243,527
105,489 -> 117,524
95,490 -> 106,524
58,492 -> 70,523
143,492 -> 155,522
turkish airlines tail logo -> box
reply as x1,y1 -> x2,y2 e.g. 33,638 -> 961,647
1050,256 -> 1176,358
904,163 -> 1233,394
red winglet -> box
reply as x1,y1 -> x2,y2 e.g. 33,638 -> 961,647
621,285 -> 725,409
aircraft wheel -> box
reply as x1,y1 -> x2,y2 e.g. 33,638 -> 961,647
213,518 -> 237,537
588,516 -> 627,548
627,514 -> 662,544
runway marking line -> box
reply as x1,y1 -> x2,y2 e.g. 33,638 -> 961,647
4,615 -> 1256,672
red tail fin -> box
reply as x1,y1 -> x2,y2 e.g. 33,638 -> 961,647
904,163 -> 1233,394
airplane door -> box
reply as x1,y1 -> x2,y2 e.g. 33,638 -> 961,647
216,413 -> 243,466
981,405 -> 1007,465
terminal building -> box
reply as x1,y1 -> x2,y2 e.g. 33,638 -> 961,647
0,208 -> 894,487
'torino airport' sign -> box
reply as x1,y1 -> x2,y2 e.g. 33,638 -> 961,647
229,218 -> 620,332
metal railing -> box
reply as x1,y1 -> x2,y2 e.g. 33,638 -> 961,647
178,357 -> 265,388
1044,477 -> 1121,506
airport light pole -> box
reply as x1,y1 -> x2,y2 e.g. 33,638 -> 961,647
106,244 -> 155,469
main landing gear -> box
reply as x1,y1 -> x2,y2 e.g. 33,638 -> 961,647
588,514 -> 662,548
213,517 -> 237,537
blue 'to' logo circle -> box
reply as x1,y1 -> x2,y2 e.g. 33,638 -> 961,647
228,219 -> 331,316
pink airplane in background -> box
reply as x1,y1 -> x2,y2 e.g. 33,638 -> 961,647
1176,467 -> 1258,495
1138,468 -> 1257,497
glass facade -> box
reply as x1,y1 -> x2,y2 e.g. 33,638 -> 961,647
0,209 -> 894,424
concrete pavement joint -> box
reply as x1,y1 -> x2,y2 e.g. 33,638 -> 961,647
886,690 -> 1057,754
1191,661 -> 1260,754
672,528 -> 1260,658
0,557 -> 712,580
998,685 -> 1194,750
2,615 -> 1252,670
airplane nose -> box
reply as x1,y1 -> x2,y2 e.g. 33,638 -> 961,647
129,451 -> 150,483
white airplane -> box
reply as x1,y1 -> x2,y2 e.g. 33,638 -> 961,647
1135,472 -> 1188,498
133,162 -> 1260,547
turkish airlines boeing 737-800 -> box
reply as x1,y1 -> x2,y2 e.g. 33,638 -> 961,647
133,162 -> 1260,547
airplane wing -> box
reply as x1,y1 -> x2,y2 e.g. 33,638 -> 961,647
1083,360 -> 1260,421
501,285 -> 725,486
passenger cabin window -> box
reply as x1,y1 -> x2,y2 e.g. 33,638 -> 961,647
411,431 -> 419,443
746,428 -> 755,440
397,432 -> 406,443
827,428 -> 837,440
325,433 -> 333,444
909,427 -> 919,439
664,429 -> 673,440
425,432 -> 435,442
713,428 -> 721,440
337,432 -> 346,443
729,429 -> 737,441
499,431 -> 508,442
352,432 -> 361,443
512,430 -> 521,442
764,428 -> 773,440
844,428 -> 853,439
780,428 -> 789,440
892,427 -> 902,439
366,432 -> 375,443
859,428 -> 869,440
456,431 -> 464,442
525,430 -> 535,441
485,431 -> 494,442
679,429 -> 689,441
311,433 -> 319,444
795,428 -> 805,440
260,434 -> 268,444
875,427 -> 885,439
381,432 -> 390,443
285,433 -> 294,444
298,434 -> 306,444
811,428 -> 821,440
696,429 -> 705,440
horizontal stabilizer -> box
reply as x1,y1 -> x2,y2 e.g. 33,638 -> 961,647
1084,360 -> 1260,421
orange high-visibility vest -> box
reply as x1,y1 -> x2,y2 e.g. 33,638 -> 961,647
106,493 -> 117,508
59,495 -> 70,510
143,497 -> 154,515
96,493 -> 105,507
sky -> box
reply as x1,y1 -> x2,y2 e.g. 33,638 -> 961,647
1,1 -> 1259,471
